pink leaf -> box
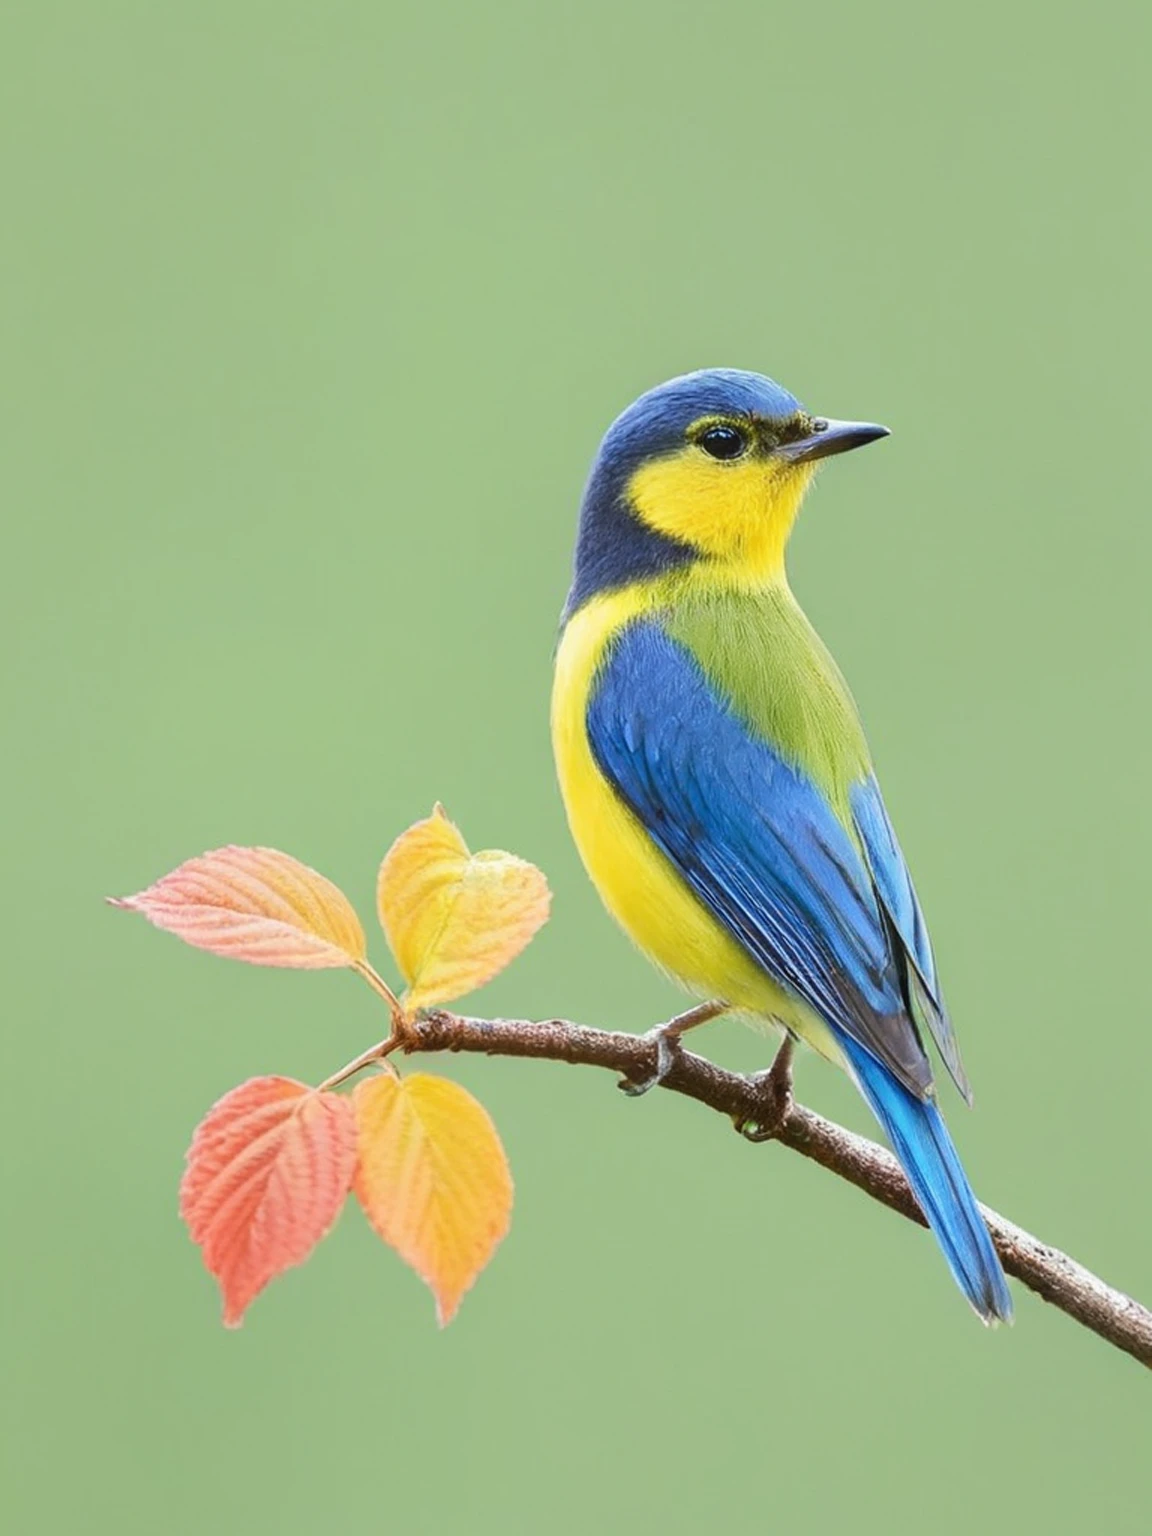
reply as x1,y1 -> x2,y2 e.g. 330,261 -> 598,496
180,1076 -> 357,1326
111,846 -> 366,968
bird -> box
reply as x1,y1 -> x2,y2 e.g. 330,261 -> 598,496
551,367 -> 1011,1323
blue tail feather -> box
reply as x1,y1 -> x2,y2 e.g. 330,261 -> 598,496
840,1035 -> 1012,1323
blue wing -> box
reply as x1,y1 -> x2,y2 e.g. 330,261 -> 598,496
851,778 -> 971,1101
586,618 -> 1012,1320
587,618 -> 934,1099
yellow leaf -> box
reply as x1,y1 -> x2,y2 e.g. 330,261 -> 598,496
352,1072 -> 513,1324
377,806 -> 550,1009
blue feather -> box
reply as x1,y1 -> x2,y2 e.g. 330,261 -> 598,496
841,1034 -> 1012,1321
851,777 -> 971,1101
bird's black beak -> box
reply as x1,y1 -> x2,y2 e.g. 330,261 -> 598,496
780,418 -> 890,465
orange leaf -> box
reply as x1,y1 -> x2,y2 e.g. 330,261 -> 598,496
180,1076 -> 357,1326
111,846 -> 366,968
377,806 -> 549,1008
352,1072 -> 513,1324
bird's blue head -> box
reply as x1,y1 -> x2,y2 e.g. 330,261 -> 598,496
564,368 -> 888,619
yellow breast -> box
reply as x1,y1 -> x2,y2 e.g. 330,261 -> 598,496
550,587 -> 787,1016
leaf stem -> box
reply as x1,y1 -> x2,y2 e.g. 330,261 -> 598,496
315,963 -> 413,1091
353,959 -> 407,1027
317,1039 -> 396,1092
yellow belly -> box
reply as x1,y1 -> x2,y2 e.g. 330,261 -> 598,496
551,589 -> 845,1068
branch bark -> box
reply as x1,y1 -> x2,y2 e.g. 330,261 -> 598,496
408,1008 -> 1152,1370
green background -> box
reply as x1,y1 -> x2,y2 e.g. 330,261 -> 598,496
4,2 -> 1150,1531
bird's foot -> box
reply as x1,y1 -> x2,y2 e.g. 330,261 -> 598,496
617,1000 -> 727,1097
618,1025 -> 684,1097
733,1034 -> 795,1143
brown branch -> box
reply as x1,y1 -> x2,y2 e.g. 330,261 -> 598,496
408,1008 -> 1152,1370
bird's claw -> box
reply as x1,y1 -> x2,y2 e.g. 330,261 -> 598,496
732,1035 -> 795,1143
734,1099 -> 791,1143
618,1024 -> 684,1097
617,1001 -> 726,1099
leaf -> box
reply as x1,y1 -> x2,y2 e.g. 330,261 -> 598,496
180,1076 -> 357,1326
111,846 -> 366,969
377,806 -> 550,1008
352,1072 -> 513,1325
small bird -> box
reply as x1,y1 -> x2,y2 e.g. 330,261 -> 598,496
552,368 -> 1011,1322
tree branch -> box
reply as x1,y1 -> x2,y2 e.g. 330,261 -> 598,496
409,1008 -> 1152,1369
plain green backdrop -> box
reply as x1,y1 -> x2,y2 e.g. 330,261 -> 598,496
3,2 -> 1150,1532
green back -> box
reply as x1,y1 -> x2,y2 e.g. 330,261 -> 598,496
660,581 -> 872,820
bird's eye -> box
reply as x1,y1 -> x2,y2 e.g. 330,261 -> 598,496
698,424 -> 749,461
